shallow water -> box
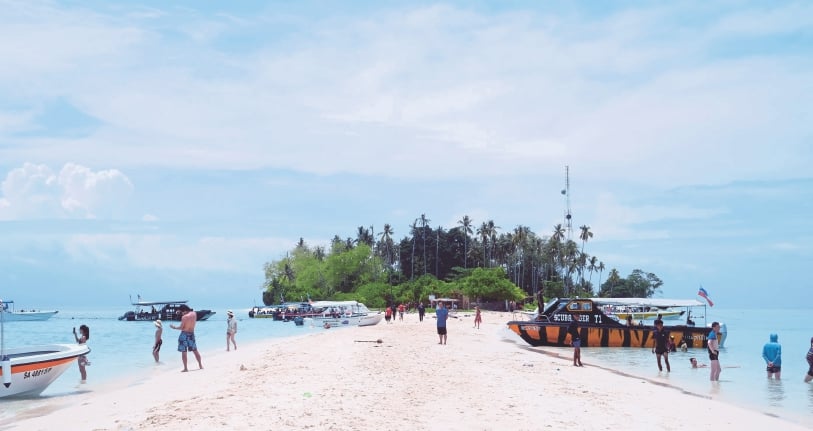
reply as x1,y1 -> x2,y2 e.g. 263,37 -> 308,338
503,307 -> 813,428
0,305 -> 321,420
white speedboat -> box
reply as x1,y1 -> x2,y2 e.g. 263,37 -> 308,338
0,300 -> 58,321
310,301 -> 383,327
1,343 -> 90,398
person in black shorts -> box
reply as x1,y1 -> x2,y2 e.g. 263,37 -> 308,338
651,319 -> 671,372
568,316 -> 583,367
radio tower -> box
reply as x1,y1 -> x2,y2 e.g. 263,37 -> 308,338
561,165 -> 572,240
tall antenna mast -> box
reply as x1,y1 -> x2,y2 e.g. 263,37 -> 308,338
562,165 -> 572,240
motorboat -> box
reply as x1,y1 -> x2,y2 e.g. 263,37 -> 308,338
1,299 -> 89,398
248,302 -> 320,321
309,301 -> 383,327
0,343 -> 90,398
118,297 -> 215,322
0,300 -> 59,321
507,297 -> 727,349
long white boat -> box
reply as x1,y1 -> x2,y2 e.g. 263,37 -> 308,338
1,343 -> 90,398
0,300 -> 59,322
309,301 -> 383,327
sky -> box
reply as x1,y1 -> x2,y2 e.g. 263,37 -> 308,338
0,1 -> 811,310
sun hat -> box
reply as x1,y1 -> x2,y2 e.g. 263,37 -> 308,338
227,310 -> 234,317
154,319 -> 162,328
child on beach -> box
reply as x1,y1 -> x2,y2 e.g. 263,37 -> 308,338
153,320 -> 163,363
226,310 -> 237,351
473,306 -> 482,329
73,324 -> 90,383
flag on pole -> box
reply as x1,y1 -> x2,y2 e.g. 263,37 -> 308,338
697,286 -> 714,307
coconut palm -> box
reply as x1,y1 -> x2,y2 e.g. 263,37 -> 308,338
457,215 -> 473,268
410,219 -> 418,279
597,261 -> 606,294
419,213 -> 431,275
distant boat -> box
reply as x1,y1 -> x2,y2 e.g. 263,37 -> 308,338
248,302 -> 320,321
0,301 -> 58,322
118,297 -> 216,322
309,300 -> 383,327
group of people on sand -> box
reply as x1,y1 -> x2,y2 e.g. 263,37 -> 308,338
566,316 -> 813,384
73,305 -> 241,381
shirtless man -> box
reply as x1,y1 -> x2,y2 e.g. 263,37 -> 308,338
170,304 -> 203,372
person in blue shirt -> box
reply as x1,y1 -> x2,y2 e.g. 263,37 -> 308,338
707,322 -> 721,381
435,302 -> 449,345
762,333 -> 782,380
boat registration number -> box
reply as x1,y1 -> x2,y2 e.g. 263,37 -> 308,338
23,367 -> 53,379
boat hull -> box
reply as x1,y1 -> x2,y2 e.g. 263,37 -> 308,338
507,321 -> 711,348
313,313 -> 383,327
0,310 -> 59,322
0,343 -> 90,398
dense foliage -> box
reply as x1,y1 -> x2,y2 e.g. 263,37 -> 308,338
261,217 -> 662,306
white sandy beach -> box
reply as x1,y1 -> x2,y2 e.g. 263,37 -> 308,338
2,311 -> 809,431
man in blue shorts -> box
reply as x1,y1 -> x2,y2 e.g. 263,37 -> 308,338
436,302 -> 449,345
170,304 -> 203,372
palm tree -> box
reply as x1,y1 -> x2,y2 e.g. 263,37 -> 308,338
587,255 -> 598,287
378,223 -> 394,267
597,261 -> 606,294
477,222 -> 489,267
551,224 -> 566,292
410,219 -> 418,279
419,213 -> 431,275
457,215 -> 473,268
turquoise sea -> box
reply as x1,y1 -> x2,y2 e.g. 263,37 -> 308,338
2,305 -> 812,427
0,304 -> 319,422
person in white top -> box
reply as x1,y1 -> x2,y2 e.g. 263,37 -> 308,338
226,310 -> 237,351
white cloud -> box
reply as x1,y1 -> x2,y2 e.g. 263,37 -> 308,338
63,233 -> 292,272
0,2 -> 808,187
0,163 -> 134,220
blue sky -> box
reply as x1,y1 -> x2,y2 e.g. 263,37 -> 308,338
1,1 -> 811,309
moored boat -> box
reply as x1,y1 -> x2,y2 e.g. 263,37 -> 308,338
248,302 -> 320,321
0,301 -> 58,322
0,343 -> 90,398
507,297 -> 726,349
310,301 -> 383,327
118,297 -> 215,322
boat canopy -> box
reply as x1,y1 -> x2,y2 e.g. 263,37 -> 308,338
131,300 -> 189,306
590,298 -> 704,307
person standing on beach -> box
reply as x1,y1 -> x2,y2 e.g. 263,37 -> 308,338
417,302 -> 425,322
73,324 -> 90,383
651,319 -> 671,372
473,306 -> 482,329
153,319 -> 163,363
398,303 -> 405,321
805,337 -> 813,383
761,333 -> 781,380
385,306 -> 392,324
436,302 -> 449,345
170,304 -> 203,372
568,315 -> 583,367
707,322 -> 721,381
226,310 -> 237,351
